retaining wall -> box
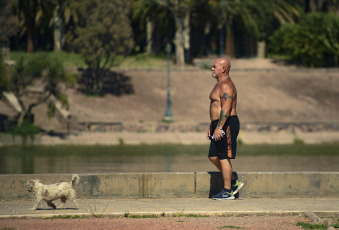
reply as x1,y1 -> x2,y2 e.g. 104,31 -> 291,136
1,172 -> 338,201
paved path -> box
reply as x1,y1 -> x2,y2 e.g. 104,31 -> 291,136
1,198 -> 338,219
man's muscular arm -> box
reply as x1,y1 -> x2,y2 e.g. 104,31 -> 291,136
217,92 -> 232,128
214,86 -> 233,140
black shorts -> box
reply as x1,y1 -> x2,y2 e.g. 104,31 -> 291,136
208,115 -> 240,160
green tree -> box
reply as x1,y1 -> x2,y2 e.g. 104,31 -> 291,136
5,55 -> 71,126
151,0 -> 207,66
0,53 -> 10,95
254,0 -> 301,57
51,0 -> 71,51
36,0 -> 74,51
11,0 -> 73,52
211,0 -> 301,58
66,0 -> 134,94
132,0 -> 171,54
11,0 -> 42,52
305,0 -> 339,13
268,12 -> 339,67
0,0 -> 18,46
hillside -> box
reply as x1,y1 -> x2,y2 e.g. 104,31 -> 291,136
3,58 -> 339,132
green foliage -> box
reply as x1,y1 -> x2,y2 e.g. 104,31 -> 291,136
296,219 -> 339,229
9,120 -> 40,143
10,51 -> 86,69
119,138 -> 125,145
126,214 -> 158,218
10,51 -> 169,70
11,54 -> 68,97
267,23 -> 297,55
44,215 -> 89,219
66,0 -> 134,94
238,144 -> 339,156
119,53 -> 168,69
293,138 -> 304,145
237,138 -> 243,146
296,222 -> 328,229
7,54 -> 75,125
172,212 -> 208,218
209,0 -> 301,41
0,0 -> 18,43
218,226 -> 245,229
0,52 -> 10,94
268,13 -> 339,67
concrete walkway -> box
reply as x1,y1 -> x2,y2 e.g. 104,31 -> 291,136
1,198 -> 338,219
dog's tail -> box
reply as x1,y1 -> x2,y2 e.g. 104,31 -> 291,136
71,174 -> 80,187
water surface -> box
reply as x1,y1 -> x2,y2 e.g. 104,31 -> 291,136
0,144 -> 338,174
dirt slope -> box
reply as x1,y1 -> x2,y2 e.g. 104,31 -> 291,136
64,68 -> 339,122
23,58 -> 339,131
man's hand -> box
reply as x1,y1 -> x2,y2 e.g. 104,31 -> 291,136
206,127 -> 211,140
213,128 -> 224,141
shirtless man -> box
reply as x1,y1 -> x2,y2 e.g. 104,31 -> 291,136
206,57 -> 244,200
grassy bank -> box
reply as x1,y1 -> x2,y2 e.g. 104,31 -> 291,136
9,51 -> 169,69
1,144 -> 338,174
1,143 -> 338,156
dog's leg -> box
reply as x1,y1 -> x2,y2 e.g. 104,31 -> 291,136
47,201 -> 56,209
57,202 -> 65,209
29,199 -> 41,211
72,199 -> 79,209
68,190 -> 79,209
57,196 -> 67,209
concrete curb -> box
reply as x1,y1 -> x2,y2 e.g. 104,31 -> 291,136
1,198 -> 339,219
0,211 -> 328,219
1,172 -> 339,200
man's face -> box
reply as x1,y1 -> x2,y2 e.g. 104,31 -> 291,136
211,62 -> 222,78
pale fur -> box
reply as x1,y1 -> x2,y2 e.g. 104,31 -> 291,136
27,174 -> 80,210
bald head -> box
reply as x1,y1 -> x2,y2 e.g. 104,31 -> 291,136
217,57 -> 231,73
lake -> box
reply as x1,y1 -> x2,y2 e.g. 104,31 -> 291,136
0,144 -> 338,174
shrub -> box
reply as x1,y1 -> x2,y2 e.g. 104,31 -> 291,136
9,120 -> 40,144
66,0 -> 134,95
268,13 -> 339,67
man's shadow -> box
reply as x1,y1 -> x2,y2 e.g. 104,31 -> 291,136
208,171 -> 240,198
208,171 -> 224,198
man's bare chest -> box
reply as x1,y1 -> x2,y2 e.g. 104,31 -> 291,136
209,86 -> 220,102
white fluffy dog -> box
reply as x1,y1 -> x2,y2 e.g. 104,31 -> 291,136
27,174 -> 80,210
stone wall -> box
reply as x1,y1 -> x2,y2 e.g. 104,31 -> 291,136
1,172 -> 338,200
58,120 -> 339,133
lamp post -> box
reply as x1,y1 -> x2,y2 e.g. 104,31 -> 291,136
163,43 -> 174,122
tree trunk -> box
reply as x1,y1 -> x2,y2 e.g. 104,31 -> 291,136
26,20 -> 35,53
16,95 -> 26,126
22,0 -> 38,53
173,17 -> 185,67
146,18 -> 152,54
53,4 -> 62,51
257,41 -> 266,58
225,15 -> 235,58
17,112 -> 25,126
1,46 -> 10,63
183,13 -> 190,63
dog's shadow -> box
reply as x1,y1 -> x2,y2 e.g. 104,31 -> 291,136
34,207 -> 79,211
